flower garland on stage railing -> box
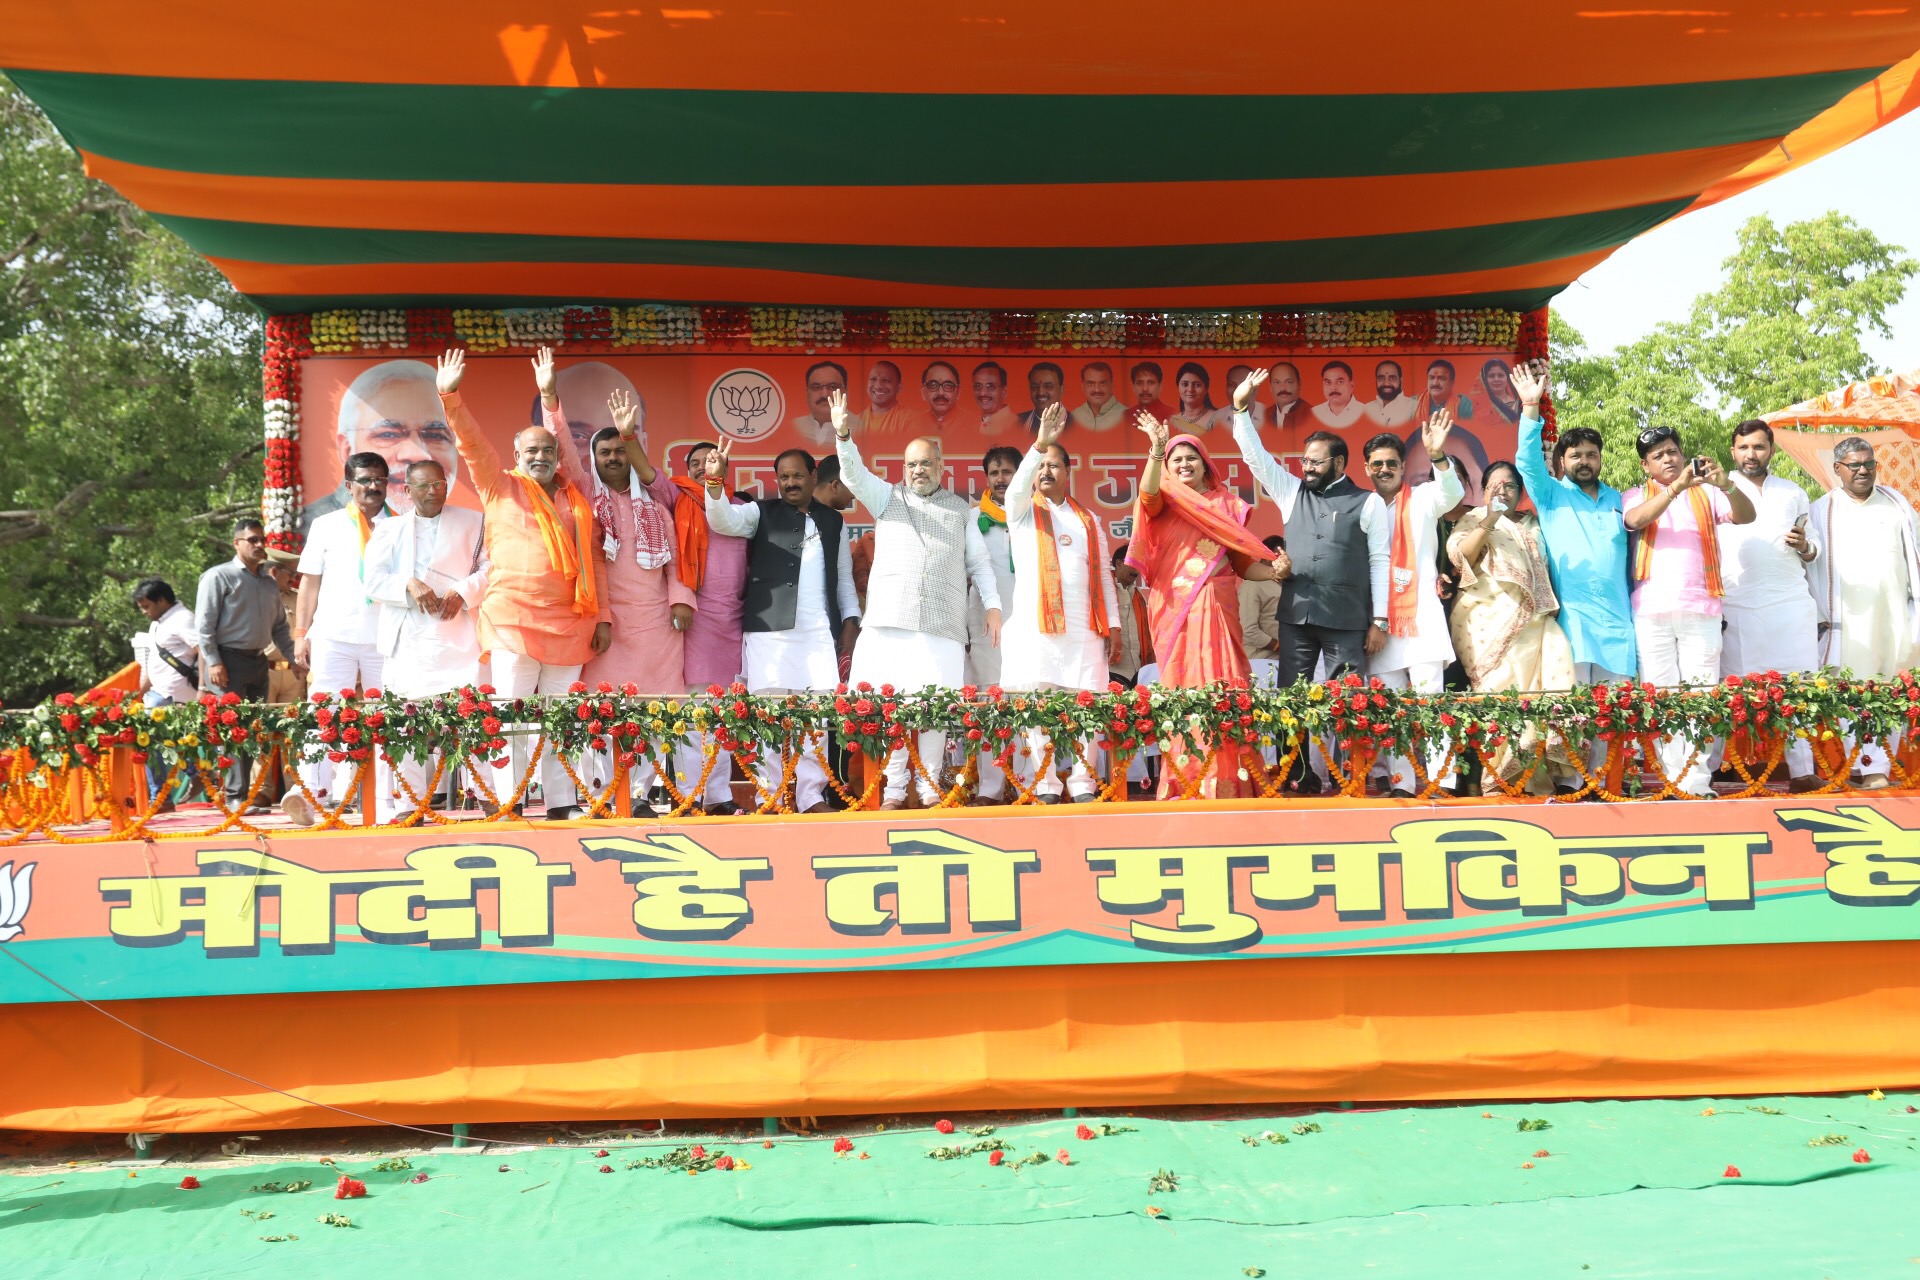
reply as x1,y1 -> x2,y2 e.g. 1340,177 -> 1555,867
5,670 -> 1919,841
258,303 -> 1537,550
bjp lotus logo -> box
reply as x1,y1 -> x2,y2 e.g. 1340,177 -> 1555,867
707,369 -> 784,441
0,860 -> 34,943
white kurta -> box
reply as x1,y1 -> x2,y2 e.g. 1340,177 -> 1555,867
704,497 -> 860,693
1815,488 -> 1920,678
1371,464 -> 1465,673
1720,473 -> 1818,675
365,509 -> 490,697
1000,447 -> 1121,691
966,510 -> 1015,686
299,506 -> 392,647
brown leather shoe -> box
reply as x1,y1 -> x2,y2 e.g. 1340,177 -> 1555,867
879,798 -> 907,811
1787,775 -> 1826,794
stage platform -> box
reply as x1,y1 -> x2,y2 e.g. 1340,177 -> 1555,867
4,790 -> 1920,1134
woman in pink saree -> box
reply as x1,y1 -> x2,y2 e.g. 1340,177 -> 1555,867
1127,414 -> 1287,799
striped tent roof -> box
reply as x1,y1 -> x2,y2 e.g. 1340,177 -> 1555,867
3,1 -> 1918,315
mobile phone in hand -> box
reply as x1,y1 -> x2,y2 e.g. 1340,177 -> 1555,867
1691,457 -> 1708,478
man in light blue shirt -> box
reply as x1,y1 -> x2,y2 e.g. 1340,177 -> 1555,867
1510,364 -> 1636,683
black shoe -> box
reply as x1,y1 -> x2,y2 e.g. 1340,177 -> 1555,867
482,801 -> 524,820
1037,794 -> 1063,805
545,805 -> 584,821
1070,792 -> 1097,804
705,801 -> 740,817
1388,788 -> 1415,800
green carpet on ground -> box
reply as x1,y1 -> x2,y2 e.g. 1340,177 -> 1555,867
6,1093 -> 1919,1278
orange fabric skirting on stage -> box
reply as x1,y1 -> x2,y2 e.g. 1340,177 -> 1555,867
4,941 -> 1917,1132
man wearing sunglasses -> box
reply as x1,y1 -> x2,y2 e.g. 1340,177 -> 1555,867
1808,437 -> 1920,788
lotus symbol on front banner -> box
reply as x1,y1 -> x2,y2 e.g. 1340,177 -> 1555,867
0,860 -> 35,943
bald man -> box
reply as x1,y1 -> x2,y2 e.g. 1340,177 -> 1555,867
438,346 -> 611,820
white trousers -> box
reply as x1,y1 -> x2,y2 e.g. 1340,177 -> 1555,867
301,639 -> 384,809
743,685 -> 827,812
1634,612 -> 1720,797
1368,662 -> 1456,791
491,650 -> 583,811
884,732 -> 948,805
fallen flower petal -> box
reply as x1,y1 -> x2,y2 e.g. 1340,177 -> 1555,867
988,1150 -> 1005,1167
689,1145 -> 707,1159
178,1176 -> 201,1190
333,1175 -> 367,1200
1520,1161 -> 1535,1169
1724,1165 -> 1742,1178
1869,1089 -> 1885,1101
1533,1150 -> 1550,1158
833,1137 -> 854,1154
598,1165 -> 613,1174
715,1155 -> 735,1171
1075,1124 -> 1095,1141
595,1149 -> 609,1158
934,1119 -> 955,1135
1853,1148 -> 1872,1163
497,1165 -> 511,1173
762,1139 -> 774,1148
409,1174 -> 431,1184
1056,1149 -> 1071,1165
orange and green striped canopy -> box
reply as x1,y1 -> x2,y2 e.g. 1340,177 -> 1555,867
3,1 -> 1916,314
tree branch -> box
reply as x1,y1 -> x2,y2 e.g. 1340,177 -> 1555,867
15,612 -> 104,631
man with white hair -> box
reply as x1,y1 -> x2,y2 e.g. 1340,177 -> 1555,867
1809,436 -> 1920,789
438,346 -> 611,820
831,389 -> 1003,809
303,359 -> 457,531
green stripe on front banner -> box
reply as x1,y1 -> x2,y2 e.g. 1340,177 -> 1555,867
5,67 -> 1882,185
151,199 -> 1690,290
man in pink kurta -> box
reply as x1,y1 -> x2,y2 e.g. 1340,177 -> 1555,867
438,348 -> 611,820
659,440 -> 750,812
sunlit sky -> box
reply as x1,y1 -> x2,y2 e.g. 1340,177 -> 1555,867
1551,109 -> 1920,374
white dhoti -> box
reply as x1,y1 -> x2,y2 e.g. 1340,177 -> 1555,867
1366,661 -> 1457,792
852,625 -> 965,804
1720,599 -> 1818,779
301,638 -> 385,813
490,650 -> 583,812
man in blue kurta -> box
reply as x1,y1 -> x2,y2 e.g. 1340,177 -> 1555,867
1510,364 -> 1637,684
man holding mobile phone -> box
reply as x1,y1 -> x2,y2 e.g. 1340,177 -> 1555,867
1622,424 -> 1755,797
1720,419 -> 1821,790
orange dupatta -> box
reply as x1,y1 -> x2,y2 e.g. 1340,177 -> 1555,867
511,470 -> 600,616
1631,481 -> 1724,598
669,477 -> 711,593
1033,497 -> 1110,637
1386,491 -> 1420,637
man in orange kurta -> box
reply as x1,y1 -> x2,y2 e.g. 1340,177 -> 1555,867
438,346 -> 611,819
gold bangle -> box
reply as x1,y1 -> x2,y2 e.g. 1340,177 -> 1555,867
1148,449 -> 1166,461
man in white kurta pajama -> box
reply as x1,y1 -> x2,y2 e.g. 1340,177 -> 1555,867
365,460 -> 489,821
831,391 -> 1002,808
1719,420 -> 1821,787
1360,418 -> 1464,795
969,445 -> 1023,802
1001,410 -> 1122,801
704,445 -> 860,813
1809,438 -> 1920,788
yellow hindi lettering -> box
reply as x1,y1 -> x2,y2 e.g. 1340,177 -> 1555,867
1086,845 -> 1267,952
353,846 -> 575,948
812,830 -> 1037,935
582,833 -> 773,941
101,867 -> 266,956
1779,805 -> 1920,905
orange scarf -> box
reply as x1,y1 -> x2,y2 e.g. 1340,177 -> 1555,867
1129,588 -> 1155,664
670,477 -> 711,593
1632,481 -> 1724,598
511,470 -> 599,616
1033,497 -> 1110,637
347,503 -> 391,578
1386,490 -> 1420,637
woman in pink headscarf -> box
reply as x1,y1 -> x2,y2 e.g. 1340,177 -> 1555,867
1127,413 -> 1288,799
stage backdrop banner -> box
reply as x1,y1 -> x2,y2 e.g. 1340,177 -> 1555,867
295,349 -> 1524,540
4,797 -> 1918,1007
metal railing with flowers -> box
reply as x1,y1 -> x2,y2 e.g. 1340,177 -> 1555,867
2,670 -> 1916,843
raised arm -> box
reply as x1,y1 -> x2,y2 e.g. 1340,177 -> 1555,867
436,349 -> 506,502
699,438 -> 762,539
610,386 -> 658,486
533,348 -> 593,494
1416,408 -> 1467,519
829,389 -> 894,516
1509,362 -> 1561,510
1006,405 -> 1058,525
1229,369 -> 1300,518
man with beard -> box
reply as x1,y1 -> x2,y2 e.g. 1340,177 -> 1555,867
851,360 -> 916,437
1070,361 -> 1126,431
913,360 -> 967,431
1622,424 -> 1754,798
1402,359 -> 1491,500
1362,360 -> 1417,429
1310,360 -> 1369,430
1127,361 -> 1176,428
303,359 -> 457,532
971,362 -> 1019,435
1266,360 -> 1308,437
791,360 -> 848,448
1511,363 -> 1636,685
832,390 -> 1003,809
1020,362 -> 1067,431
969,444 -> 1023,802
998,405 -> 1122,802
1717,420 -> 1820,789
1232,370 -> 1390,792
364,460 -> 488,823
1809,437 -> 1920,788
1362,420 -> 1464,795
438,346 -> 611,820
284,451 -> 394,826
704,443 -> 860,813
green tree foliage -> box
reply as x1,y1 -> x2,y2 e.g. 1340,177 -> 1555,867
1550,212 -> 1915,493
0,77 -> 263,704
